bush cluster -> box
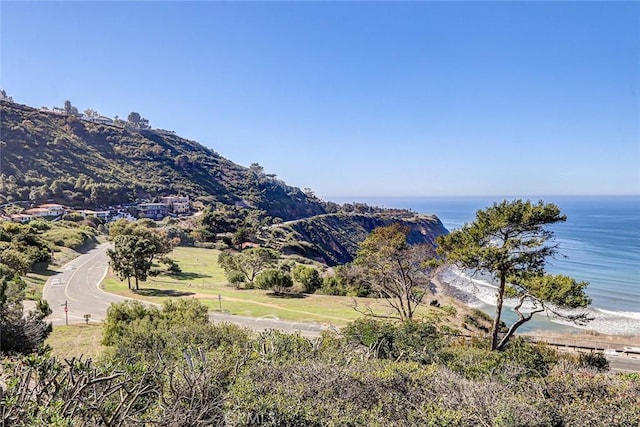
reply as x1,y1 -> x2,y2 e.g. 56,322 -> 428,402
2,299 -> 638,426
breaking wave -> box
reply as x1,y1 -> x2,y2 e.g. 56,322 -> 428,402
440,266 -> 640,336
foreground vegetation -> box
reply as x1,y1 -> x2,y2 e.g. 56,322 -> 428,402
3,299 -> 638,426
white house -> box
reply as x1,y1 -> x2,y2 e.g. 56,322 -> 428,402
138,203 -> 170,220
10,213 -> 34,223
77,209 -> 110,220
40,204 -> 67,216
24,204 -> 66,218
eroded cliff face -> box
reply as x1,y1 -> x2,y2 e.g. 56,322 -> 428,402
265,213 -> 449,266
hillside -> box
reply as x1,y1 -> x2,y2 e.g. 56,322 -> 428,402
263,213 -> 448,265
0,101 -> 324,221
1,100 -> 449,263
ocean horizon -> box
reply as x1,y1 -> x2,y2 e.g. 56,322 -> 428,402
328,195 -> 640,335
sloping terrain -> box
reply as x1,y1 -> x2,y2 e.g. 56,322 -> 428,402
0,101 -> 324,220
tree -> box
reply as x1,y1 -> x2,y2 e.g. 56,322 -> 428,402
249,162 -> 264,176
127,111 -> 150,129
255,268 -> 293,294
0,274 -> 52,354
109,219 -> 176,258
107,234 -> 156,290
232,227 -> 250,247
107,235 -> 136,288
217,247 -> 279,284
354,224 -> 438,321
436,199 -> 591,351
83,108 -> 99,119
0,89 -> 13,102
107,220 -> 174,290
63,100 -> 79,116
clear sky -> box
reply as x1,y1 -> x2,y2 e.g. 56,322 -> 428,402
1,1 -> 639,199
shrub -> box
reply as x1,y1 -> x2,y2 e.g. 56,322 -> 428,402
441,338 -> 558,381
292,264 -> 322,293
342,318 -> 443,364
254,269 -> 293,293
320,275 -> 347,296
579,351 -> 610,372
226,270 -> 246,288
440,304 -> 457,316
159,256 -> 182,274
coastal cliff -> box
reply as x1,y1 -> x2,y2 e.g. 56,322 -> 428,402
264,213 -> 449,266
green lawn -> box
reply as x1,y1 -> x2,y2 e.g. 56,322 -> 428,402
102,246 -> 412,327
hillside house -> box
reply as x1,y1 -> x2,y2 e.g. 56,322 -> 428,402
138,203 -> 169,220
10,213 -> 34,223
160,195 -> 190,214
77,209 -> 111,221
24,204 -> 66,218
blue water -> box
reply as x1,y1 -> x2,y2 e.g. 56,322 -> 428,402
330,196 -> 640,334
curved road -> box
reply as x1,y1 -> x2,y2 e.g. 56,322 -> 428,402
43,244 -> 128,325
43,244 -> 328,337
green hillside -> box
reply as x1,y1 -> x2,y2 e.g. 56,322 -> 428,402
0,101 -> 324,221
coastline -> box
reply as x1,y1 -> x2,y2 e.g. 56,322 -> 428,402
341,195 -> 640,323
431,272 -> 640,347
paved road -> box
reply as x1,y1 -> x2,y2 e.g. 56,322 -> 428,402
42,245 -> 328,337
209,312 -> 329,337
608,356 -> 640,373
43,244 -> 129,325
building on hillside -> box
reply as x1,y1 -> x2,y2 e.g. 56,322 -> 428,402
160,195 -> 190,214
40,204 -> 67,216
23,204 -> 66,218
241,242 -> 260,249
10,213 -> 34,223
94,116 -> 114,125
23,208 -> 48,217
76,209 -> 111,221
137,203 -> 169,220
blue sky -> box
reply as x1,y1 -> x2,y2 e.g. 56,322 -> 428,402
1,1 -> 639,199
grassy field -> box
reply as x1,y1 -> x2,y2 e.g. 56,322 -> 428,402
102,246 -> 446,327
45,324 -> 105,359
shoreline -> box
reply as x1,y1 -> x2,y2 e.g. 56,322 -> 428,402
431,274 -> 640,347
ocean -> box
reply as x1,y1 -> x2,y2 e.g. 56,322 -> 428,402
330,196 -> 640,335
